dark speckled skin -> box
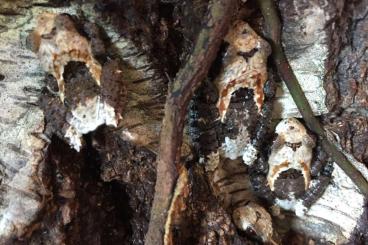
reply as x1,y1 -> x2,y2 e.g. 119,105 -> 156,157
38,17 -> 126,149
273,170 -> 305,199
251,118 -> 333,206
189,72 -> 276,241
271,144 -> 333,207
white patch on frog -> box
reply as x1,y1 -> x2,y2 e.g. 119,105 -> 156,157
64,127 -> 83,152
65,96 -> 119,151
220,126 -> 258,166
242,144 -> 258,166
198,157 -> 205,164
275,195 -> 307,217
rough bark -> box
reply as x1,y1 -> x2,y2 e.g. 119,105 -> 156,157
145,1 -> 236,244
0,0 -> 368,244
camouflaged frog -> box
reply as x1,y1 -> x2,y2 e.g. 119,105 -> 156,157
30,12 -> 102,102
265,118 -> 333,215
214,20 -> 271,122
189,19 -> 277,242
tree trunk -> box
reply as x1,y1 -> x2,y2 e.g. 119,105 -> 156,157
0,0 -> 367,244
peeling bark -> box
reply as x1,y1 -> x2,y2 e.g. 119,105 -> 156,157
1,0 -> 368,244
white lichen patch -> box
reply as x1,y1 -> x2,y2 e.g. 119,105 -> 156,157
65,96 -> 119,151
121,129 -> 138,142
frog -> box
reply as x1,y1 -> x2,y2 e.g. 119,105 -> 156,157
189,19 -> 278,243
214,20 -> 271,122
257,118 -> 334,216
29,12 -> 102,103
32,14 -> 125,152
267,118 -> 315,192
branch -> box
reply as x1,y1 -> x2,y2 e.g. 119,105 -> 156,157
257,0 -> 368,196
144,1 -> 236,244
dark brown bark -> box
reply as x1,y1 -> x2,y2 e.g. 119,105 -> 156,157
144,1 -> 236,244
1,0 -> 368,244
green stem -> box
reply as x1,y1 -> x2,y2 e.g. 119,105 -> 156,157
257,0 -> 368,196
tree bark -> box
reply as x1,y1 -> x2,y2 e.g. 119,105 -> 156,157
0,0 -> 368,244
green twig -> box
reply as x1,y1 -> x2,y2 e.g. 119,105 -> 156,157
257,0 -> 368,196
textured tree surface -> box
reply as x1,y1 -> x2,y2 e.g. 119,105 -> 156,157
0,0 -> 367,244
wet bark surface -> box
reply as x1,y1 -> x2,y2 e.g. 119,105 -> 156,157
0,0 -> 368,244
